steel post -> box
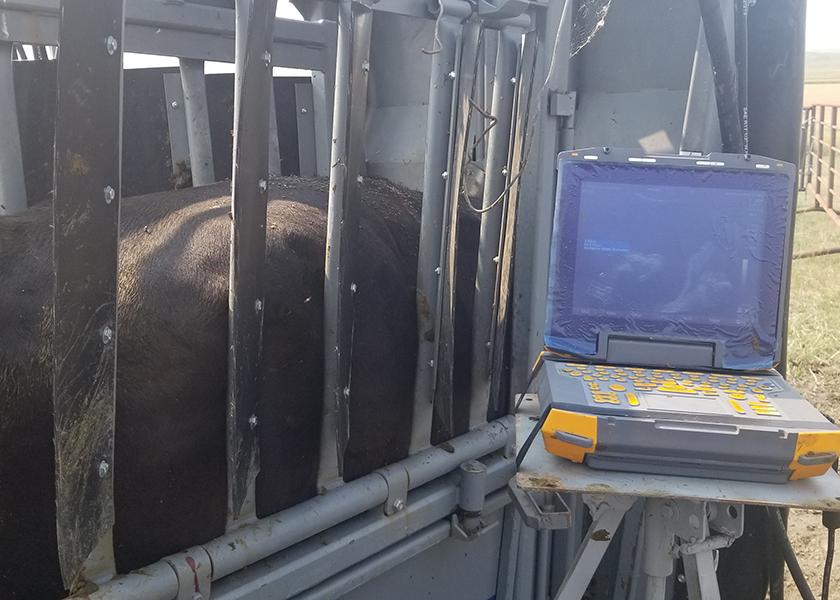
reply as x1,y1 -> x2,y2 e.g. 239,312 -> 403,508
51,0 -> 125,589
178,57 -> 216,186
469,25 -> 521,429
227,0 -> 278,527
0,42 -> 27,215
410,1 -> 470,453
268,83 -> 283,176
318,0 -> 373,490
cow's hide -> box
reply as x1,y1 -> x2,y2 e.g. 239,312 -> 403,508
0,177 -> 479,598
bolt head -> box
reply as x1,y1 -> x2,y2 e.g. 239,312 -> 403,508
362,60 -> 370,74
392,499 -> 405,512
434,266 -> 441,275
263,50 -> 272,66
447,70 -> 456,80
501,167 -> 509,176
105,35 -> 118,56
301,107 -> 308,114
101,325 -> 114,345
428,359 -> 435,368
492,255 -> 500,264
350,282 -> 358,293
254,299 -> 263,312
103,185 -> 116,204
356,175 -> 364,184
98,460 -> 109,478
248,414 -> 258,429
509,76 -> 517,84
171,100 -> 180,109
258,179 -> 267,192
343,386 -> 351,399
441,171 -> 449,180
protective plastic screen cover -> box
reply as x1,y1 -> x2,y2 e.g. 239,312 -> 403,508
544,160 -> 792,370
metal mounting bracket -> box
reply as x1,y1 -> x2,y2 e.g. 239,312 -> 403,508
549,91 -> 577,119
162,546 -> 212,600
376,464 -> 410,516
507,478 -> 572,530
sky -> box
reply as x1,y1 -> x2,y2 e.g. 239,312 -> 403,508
122,0 -> 840,71
806,0 -> 840,52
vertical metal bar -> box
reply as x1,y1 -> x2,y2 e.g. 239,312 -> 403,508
535,528 -> 551,600
162,72 -> 191,183
269,83 -> 283,176
227,0 -> 278,527
410,2 -> 468,453
312,33 -> 337,178
432,19 -> 482,441
295,82 -> 318,177
469,25 -> 520,430
318,0 -> 372,488
490,27 -> 538,415
0,41 -> 27,215
179,57 -> 216,186
52,0 -> 124,589
815,106 -> 826,204
828,107 -> 837,210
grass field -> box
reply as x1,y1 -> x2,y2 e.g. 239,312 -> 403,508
784,193 -> 840,597
804,51 -> 840,105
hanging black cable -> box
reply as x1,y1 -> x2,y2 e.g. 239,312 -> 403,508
767,506 -> 817,600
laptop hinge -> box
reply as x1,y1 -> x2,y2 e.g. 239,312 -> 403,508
598,332 -> 722,370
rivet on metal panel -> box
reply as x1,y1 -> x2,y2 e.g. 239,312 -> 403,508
362,60 -> 370,74
254,299 -> 263,312
105,36 -> 118,56
103,186 -> 115,204
509,76 -> 516,84
492,255 -> 500,264
350,282 -> 357,293
248,414 -> 258,430
101,325 -> 114,344
97,460 -> 109,479
343,386 -> 351,399
301,107 -> 308,114
501,166 -> 508,176
171,100 -> 180,109
441,171 -> 449,180
448,70 -> 456,80
258,179 -> 267,192
263,51 -> 272,67
428,360 -> 435,367
434,266 -> 441,275
356,175 -> 364,184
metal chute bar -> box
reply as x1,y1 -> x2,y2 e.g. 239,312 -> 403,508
52,0 -> 125,590
318,0 -> 373,488
226,0 -> 278,527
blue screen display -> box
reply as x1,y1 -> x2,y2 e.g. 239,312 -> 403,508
544,161 -> 792,370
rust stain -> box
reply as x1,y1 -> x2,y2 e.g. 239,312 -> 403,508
585,483 -> 615,493
65,151 -> 90,176
591,529 -> 611,542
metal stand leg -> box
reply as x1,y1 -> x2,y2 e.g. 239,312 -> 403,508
0,41 -> 27,215
552,495 -> 635,600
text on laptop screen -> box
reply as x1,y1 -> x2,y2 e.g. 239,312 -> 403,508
544,160 -> 792,370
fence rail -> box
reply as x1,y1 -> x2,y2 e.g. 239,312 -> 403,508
800,104 -> 840,228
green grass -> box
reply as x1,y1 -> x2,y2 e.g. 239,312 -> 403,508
805,51 -> 840,84
786,193 -> 840,419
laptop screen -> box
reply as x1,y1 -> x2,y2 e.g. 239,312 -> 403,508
545,158 -> 793,370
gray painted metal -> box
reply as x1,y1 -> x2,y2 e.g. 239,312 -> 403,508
433,19 -> 482,440
469,25 -> 520,428
227,0 -> 278,526
294,82 -> 317,176
318,0 -> 372,488
162,73 -> 191,181
89,417 -> 513,599
310,69 -> 334,176
0,42 -> 26,215
459,459 -> 488,514
210,456 -> 511,599
269,85 -> 283,176
680,22 -> 723,154
178,58 -> 216,186
51,0 -> 125,589
0,0 -> 333,70
409,3 -> 468,453
494,506 -> 523,600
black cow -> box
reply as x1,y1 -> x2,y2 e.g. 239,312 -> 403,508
0,177 -> 478,598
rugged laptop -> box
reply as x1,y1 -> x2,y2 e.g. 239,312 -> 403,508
537,147 -> 840,483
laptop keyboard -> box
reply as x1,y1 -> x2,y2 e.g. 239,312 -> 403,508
559,362 -> 784,417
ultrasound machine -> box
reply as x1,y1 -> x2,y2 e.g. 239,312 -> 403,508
534,148 -> 840,484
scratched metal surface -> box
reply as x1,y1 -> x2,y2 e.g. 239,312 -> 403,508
515,399 -> 840,511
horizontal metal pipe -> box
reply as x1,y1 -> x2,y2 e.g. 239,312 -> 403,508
212,455 -> 513,599
295,490 -> 509,600
87,417 -> 513,598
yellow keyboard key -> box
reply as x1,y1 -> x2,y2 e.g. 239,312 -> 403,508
729,399 -> 746,414
610,384 -> 626,392
627,393 -> 640,406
